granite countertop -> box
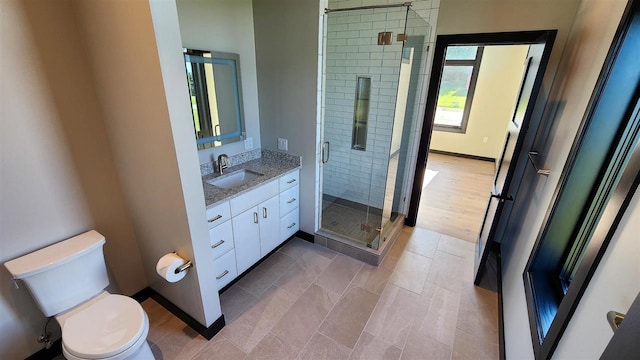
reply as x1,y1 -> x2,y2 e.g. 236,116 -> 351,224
202,150 -> 301,208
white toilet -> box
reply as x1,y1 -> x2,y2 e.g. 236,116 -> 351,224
4,230 -> 154,360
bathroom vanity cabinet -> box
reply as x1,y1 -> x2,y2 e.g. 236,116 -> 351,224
206,170 -> 299,290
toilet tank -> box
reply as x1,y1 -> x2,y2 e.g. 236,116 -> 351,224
4,230 -> 110,317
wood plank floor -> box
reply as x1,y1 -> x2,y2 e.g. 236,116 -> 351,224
416,153 -> 496,243
142,229 -> 498,359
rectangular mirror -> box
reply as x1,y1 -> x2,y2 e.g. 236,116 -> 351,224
183,49 -> 245,149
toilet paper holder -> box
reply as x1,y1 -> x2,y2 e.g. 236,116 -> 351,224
174,260 -> 193,274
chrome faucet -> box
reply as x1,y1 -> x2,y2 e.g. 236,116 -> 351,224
216,154 -> 229,174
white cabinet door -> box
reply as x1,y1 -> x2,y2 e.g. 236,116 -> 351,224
280,208 -> 299,241
232,207 -> 261,274
209,220 -> 234,260
213,249 -> 237,290
259,196 -> 280,255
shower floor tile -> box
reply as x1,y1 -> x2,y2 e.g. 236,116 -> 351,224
142,227 -> 499,359
320,200 -> 381,246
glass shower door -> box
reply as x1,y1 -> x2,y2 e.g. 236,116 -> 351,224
320,6 -> 413,249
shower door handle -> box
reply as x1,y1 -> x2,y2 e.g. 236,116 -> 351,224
322,141 -> 330,164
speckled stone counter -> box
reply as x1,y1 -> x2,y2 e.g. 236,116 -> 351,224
202,149 -> 301,208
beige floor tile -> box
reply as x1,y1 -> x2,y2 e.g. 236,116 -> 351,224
350,331 -> 402,360
426,250 -> 466,293
236,252 -> 295,296
401,333 -> 452,360
143,299 -> 184,345
405,227 -> 440,259
389,251 -> 432,294
140,226 -> 499,360
274,261 -> 318,296
456,286 -> 499,344
219,285 -> 257,322
437,234 -> 475,258
271,284 -> 336,350
245,333 -> 299,360
279,237 -> 337,260
295,245 -> 335,275
318,286 -> 379,349
351,260 -> 395,295
388,230 -> 411,258
152,320 -> 209,360
298,333 -> 352,360
451,329 -> 499,360
191,336 -> 246,360
315,254 -> 364,296
364,283 -> 421,348
412,283 -> 461,347
221,285 -> 297,353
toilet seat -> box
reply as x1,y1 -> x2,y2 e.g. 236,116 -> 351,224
61,294 -> 149,360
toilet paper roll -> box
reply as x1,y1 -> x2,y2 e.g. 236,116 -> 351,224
156,253 -> 188,283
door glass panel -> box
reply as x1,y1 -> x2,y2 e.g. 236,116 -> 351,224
381,8 -> 431,245
320,8 -> 388,247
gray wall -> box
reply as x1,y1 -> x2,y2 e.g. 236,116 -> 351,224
73,0 -> 222,327
0,1 -> 146,358
253,0 -> 320,234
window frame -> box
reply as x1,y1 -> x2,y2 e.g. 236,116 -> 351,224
433,46 -> 484,133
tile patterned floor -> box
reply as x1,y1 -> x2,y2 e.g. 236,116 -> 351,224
143,227 -> 499,359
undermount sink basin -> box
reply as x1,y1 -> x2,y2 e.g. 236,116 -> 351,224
206,169 -> 264,189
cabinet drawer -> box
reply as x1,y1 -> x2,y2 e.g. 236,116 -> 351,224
230,179 -> 279,216
280,185 -> 299,215
213,249 -> 237,290
209,220 -> 234,260
280,209 -> 299,241
279,170 -> 299,191
206,201 -> 231,229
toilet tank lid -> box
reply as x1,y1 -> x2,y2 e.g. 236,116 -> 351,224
4,230 -> 105,279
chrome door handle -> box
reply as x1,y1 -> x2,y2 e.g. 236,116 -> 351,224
287,222 -> 297,229
253,212 -> 258,223
286,179 -> 296,184
322,141 -> 330,164
607,311 -> 625,331
287,198 -> 296,204
263,207 -> 267,218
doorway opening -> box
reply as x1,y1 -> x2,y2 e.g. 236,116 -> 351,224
405,31 -> 557,286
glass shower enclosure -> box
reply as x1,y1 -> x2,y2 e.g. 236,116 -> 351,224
319,5 -> 431,250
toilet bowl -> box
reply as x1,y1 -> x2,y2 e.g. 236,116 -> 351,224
3,230 -> 154,360
57,292 -> 153,360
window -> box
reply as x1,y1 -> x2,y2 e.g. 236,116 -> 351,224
434,46 -> 483,133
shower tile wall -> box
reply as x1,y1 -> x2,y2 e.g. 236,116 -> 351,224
322,8 -> 407,209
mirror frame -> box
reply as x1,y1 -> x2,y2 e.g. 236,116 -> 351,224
183,49 -> 245,147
